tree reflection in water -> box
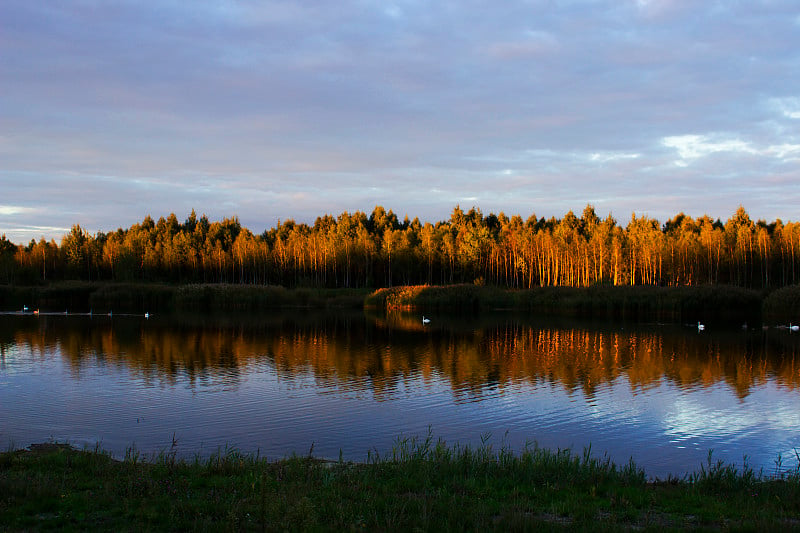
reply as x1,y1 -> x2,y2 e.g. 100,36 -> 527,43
3,311 -> 798,400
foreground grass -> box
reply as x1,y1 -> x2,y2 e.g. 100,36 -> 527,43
2,438 -> 799,532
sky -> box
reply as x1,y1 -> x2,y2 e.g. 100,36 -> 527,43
2,0 -> 799,244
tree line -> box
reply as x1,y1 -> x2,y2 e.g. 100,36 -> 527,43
1,205 -> 799,290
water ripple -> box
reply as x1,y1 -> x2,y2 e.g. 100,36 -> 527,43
2,314 -> 799,477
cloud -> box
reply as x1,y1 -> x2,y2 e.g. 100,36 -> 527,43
634,0 -> 694,19
765,144 -> 800,160
662,132 -> 800,167
589,152 -> 641,163
486,30 -> 559,59
662,135 -> 756,166
1,0 -> 799,242
770,97 -> 800,119
0,205 -> 36,216
1,225 -> 72,242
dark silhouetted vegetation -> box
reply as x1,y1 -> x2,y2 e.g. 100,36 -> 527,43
0,280 -> 775,323
2,437 -> 799,531
764,284 -> 800,323
0,282 -> 368,314
365,283 -> 764,323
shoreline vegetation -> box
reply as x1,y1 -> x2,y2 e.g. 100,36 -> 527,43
2,206 -> 800,293
1,281 -> 798,323
2,437 -> 799,531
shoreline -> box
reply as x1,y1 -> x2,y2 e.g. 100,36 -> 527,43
2,439 -> 799,531
7,439 -> 799,481
3,281 -> 797,323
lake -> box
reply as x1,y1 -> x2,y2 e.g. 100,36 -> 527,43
1,310 -> 799,479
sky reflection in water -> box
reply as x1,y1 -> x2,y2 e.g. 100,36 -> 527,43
1,311 -> 799,478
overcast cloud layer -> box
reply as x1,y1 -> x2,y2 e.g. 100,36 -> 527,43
2,0 -> 799,243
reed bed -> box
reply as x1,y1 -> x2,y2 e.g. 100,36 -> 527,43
365,284 -> 500,311
0,282 -> 369,314
0,281 -> 97,313
2,437 -> 799,531
89,282 -> 176,313
763,284 -> 800,323
173,284 -> 368,311
0,281 -> 788,325
366,283 -> 764,324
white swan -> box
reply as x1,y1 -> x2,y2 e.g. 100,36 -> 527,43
422,316 -> 431,324
697,321 -> 705,331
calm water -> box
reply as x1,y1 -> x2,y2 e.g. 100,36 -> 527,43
1,310 -> 799,478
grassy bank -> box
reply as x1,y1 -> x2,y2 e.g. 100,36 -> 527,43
1,438 -> 799,532
366,283 -> 767,324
